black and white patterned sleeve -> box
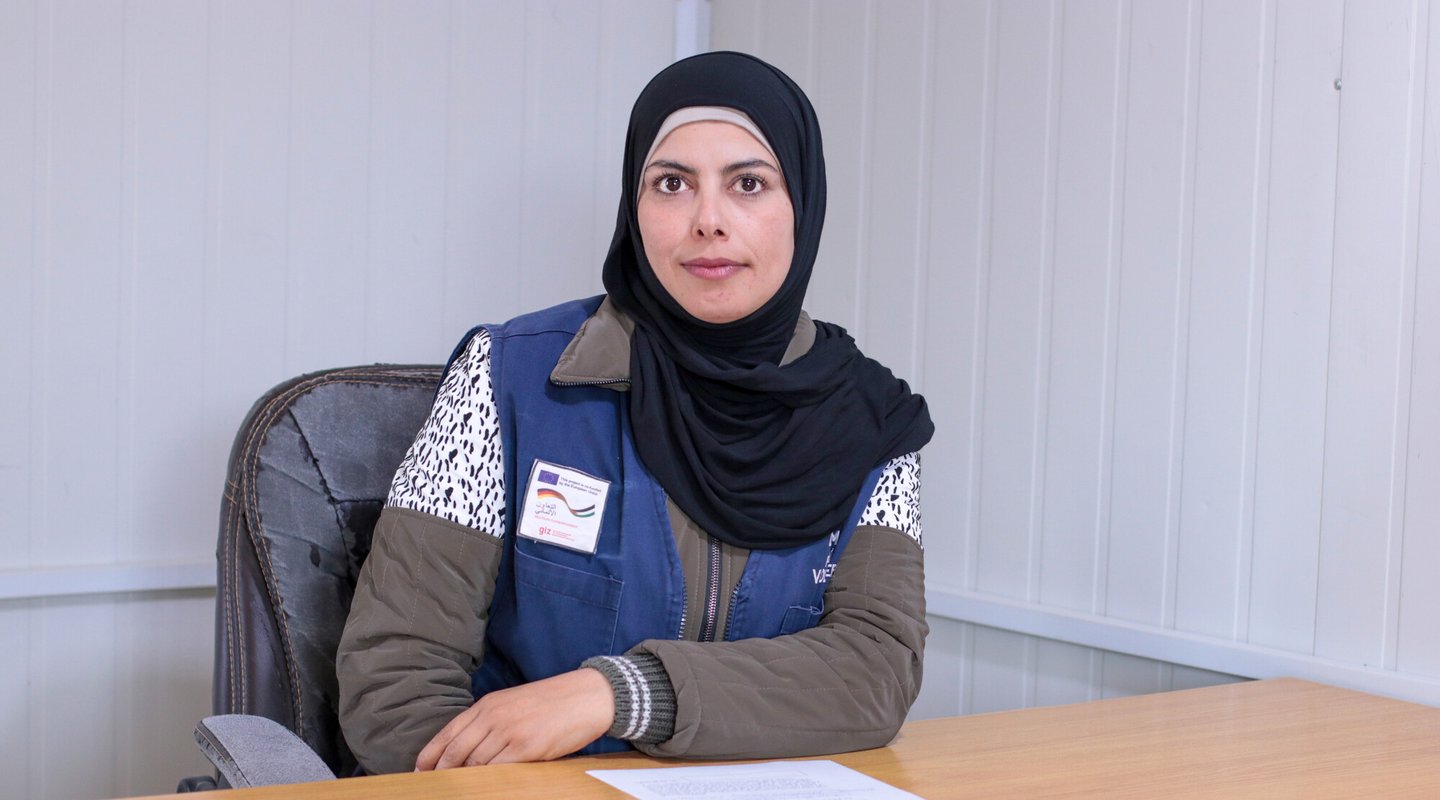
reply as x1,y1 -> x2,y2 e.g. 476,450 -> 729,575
857,451 -> 922,548
387,329 -> 506,538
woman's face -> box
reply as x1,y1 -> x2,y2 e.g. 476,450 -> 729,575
637,121 -> 795,324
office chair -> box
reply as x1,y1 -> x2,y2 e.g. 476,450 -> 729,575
179,364 -> 442,791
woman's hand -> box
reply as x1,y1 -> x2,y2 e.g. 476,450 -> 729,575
415,667 -> 616,769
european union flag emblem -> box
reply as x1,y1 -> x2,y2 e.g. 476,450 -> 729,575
538,470 -> 559,485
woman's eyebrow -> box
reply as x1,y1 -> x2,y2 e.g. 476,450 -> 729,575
644,158 -> 779,175
724,158 -> 779,174
645,159 -> 695,174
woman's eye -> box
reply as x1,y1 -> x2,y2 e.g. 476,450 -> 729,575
654,174 -> 687,194
734,176 -> 764,194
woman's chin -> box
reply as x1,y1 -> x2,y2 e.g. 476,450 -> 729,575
680,298 -> 751,325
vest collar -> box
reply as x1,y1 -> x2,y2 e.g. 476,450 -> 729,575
550,296 -> 817,389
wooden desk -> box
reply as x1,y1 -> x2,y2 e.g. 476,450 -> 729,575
151,678 -> 1440,798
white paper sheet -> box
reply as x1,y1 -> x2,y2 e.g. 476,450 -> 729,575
585,759 -> 923,800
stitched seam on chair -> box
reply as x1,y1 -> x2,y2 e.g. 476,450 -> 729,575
234,366 -> 443,736
224,488 -> 238,713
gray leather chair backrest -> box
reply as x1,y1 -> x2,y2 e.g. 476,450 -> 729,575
214,365 -> 442,777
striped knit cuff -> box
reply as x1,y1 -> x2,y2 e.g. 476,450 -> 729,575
581,653 -> 677,744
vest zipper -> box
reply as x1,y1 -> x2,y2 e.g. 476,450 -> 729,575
699,535 -> 722,642
721,575 -> 743,642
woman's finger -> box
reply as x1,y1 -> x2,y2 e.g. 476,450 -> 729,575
434,718 -> 496,770
462,729 -> 511,767
416,702 -> 484,770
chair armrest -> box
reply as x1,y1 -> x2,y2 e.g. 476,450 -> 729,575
194,715 -> 336,788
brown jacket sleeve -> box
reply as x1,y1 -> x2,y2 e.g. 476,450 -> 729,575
629,523 -> 927,759
336,506 -> 503,774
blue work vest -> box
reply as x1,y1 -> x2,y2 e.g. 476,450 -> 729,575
466,296 -> 883,754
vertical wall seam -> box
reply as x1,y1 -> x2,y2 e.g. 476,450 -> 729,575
360,0 -> 376,358
1022,635 -> 1038,708
1095,0 -> 1132,620
1382,0 -> 1432,672
1028,0 -> 1062,606
1312,0 -> 1350,660
755,0 -> 768,54
965,0 -> 1000,591
280,1 -> 294,375
1163,0 -> 1203,631
911,0 -> 935,389
586,3 -> 605,297
592,0 -> 617,295
956,622 -> 973,715
32,0 -> 55,583
24,0 -> 43,783
440,0 -> 456,334
854,0 -> 876,334
806,0 -> 818,86
119,0 -> 136,568
116,1 -> 135,783
29,10 -> 52,793
112,0 -> 132,572
200,0 -> 218,547
517,3 -> 535,312
1235,0 -> 1280,644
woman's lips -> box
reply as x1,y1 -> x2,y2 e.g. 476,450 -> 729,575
681,258 -> 745,280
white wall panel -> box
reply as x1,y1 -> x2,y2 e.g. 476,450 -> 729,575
367,1 -> 451,363
919,0 -> 993,588
1098,651 -> 1166,699
1039,0 -> 1124,617
974,0 -> 1056,604
910,614 -> 965,720
1316,0 -> 1427,667
1173,0 -> 1271,640
1397,0 -> 1440,679
42,1 -> 126,568
1247,0 -> 1343,655
112,592 -> 214,794
809,0 -> 871,332
518,0 -> 607,313
968,624 -> 1032,713
861,0 -> 930,376
0,606 -> 31,795
201,0 -> 293,542
1106,0 -> 1196,627
715,0 -> 1440,715
1033,639 -> 1099,707
0,0 -> 38,572
123,0 -> 211,563
33,600 -> 119,799
443,0 -> 526,331
287,0 -> 373,374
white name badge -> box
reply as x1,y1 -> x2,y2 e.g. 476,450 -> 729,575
516,459 -> 612,554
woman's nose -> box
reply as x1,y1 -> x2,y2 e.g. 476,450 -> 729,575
692,188 -> 727,239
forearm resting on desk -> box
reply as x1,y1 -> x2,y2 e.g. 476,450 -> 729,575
337,507 -> 502,775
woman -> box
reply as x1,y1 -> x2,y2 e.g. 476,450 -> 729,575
336,51 -> 934,774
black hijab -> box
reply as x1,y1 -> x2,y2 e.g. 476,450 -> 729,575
602,51 -> 933,550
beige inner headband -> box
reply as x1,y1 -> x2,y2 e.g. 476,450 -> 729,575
640,106 -> 778,192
